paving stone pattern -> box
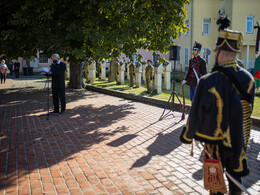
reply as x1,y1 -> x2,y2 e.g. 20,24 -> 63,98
0,76 -> 259,194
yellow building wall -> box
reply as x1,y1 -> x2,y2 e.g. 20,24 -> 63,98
232,0 -> 260,46
192,0 -> 220,70
175,0 -> 259,70
174,3 -> 192,71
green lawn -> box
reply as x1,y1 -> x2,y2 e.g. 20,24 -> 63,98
89,77 -> 260,118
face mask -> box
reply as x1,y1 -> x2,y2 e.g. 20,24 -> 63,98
53,60 -> 58,63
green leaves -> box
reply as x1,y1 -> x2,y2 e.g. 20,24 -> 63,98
0,0 -> 189,61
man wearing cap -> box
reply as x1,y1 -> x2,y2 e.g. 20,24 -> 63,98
145,59 -> 154,93
114,59 -> 120,84
181,41 -> 207,101
129,59 -> 135,87
180,16 -> 255,194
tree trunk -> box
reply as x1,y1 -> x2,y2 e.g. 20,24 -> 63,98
109,57 -> 116,82
69,58 -> 84,89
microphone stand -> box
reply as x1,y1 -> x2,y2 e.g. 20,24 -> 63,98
46,74 -> 50,120
180,64 -> 186,120
159,60 -> 182,120
39,73 -> 50,120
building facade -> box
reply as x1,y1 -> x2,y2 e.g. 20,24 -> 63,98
174,0 -> 260,71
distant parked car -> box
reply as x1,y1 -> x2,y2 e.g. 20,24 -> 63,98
247,68 -> 254,75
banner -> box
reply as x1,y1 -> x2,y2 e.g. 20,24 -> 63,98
254,55 -> 260,89
254,23 -> 260,89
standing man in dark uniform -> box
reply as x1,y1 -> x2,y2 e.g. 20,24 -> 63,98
14,60 -> 20,78
180,16 -> 255,194
49,54 -> 66,114
181,41 -> 207,101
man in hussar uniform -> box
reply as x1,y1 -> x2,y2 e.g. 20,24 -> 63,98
145,59 -> 153,93
181,41 -> 207,101
180,16 -> 255,195
129,59 -> 135,87
114,59 -> 120,84
84,60 -> 90,83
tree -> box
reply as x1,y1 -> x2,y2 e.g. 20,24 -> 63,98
0,0 -> 189,89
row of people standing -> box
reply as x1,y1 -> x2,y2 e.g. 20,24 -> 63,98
6,60 -> 20,78
114,59 -> 154,93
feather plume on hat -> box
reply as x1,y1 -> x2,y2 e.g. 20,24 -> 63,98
217,16 -> 231,31
215,16 -> 243,52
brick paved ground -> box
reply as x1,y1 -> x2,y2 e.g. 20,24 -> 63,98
0,76 -> 259,195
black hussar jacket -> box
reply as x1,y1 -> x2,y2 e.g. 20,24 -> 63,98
185,55 -> 207,88
180,61 -> 255,176
50,61 -> 66,89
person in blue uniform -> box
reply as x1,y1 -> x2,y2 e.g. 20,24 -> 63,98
180,16 -> 255,195
181,41 -> 207,101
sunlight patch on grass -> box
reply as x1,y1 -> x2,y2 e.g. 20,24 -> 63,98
90,78 -> 192,105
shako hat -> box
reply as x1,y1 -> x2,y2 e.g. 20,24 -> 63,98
193,41 -> 202,51
215,16 -> 243,52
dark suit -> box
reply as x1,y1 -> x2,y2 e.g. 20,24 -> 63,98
14,62 -> 20,78
50,61 -> 66,113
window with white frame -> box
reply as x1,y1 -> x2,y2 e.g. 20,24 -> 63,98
202,48 -> 210,65
185,19 -> 189,36
203,18 -> 211,35
184,48 -> 189,65
246,16 -> 254,34
39,52 -> 48,63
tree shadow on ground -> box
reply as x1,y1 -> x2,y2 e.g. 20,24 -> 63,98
0,84 -> 99,106
0,88 -> 135,190
107,119 -> 161,147
244,138 -> 260,188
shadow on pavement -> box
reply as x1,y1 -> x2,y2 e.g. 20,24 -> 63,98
0,87 -> 135,190
130,125 -> 183,169
107,120 -> 161,147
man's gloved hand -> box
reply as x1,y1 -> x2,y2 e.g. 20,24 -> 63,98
181,80 -> 187,85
